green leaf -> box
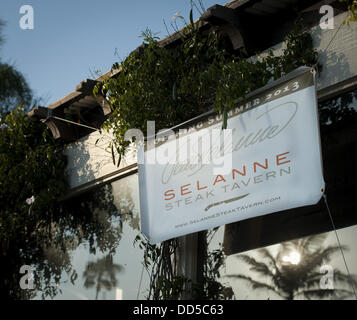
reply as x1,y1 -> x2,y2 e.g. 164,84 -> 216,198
222,108 -> 228,130
117,153 -> 121,168
172,82 -> 177,101
111,144 -> 115,166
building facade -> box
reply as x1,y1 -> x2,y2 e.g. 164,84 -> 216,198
30,0 -> 357,300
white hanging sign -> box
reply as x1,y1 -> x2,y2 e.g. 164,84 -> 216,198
138,67 -> 325,244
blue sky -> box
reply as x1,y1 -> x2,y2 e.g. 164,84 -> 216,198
0,0 -> 228,106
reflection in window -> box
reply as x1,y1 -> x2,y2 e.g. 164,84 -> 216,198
208,226 -> 357,300
319,88 -> 357,126
33,173 -> 149,300
83,255 -> 123,300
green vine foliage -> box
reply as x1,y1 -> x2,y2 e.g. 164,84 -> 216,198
0,108 -> 124,299
0,108 -> 67,239
0,108 -> 67,298
340,0 -> 357,24
96,23 -> 317,161
134,234 -> 187,300
135,229 -> 234,300
95,22 -> 228,157
191,230 -> 234,300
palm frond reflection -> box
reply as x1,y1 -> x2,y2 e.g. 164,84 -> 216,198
226,234 -> 357,299
83,254 -> 123,300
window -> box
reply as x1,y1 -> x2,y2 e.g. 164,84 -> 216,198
33,173 -> 149,300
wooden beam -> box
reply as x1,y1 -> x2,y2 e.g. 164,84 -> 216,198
75,78 -> 98,94
201,4 -> 246,50
93,95 -> 111,115
47,91 -> 84,110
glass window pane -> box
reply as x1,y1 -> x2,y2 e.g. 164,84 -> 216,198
208,225 -> 357,300
32,173 -> 149,300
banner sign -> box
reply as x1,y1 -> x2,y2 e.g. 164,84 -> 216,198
138,67 -> 325,244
